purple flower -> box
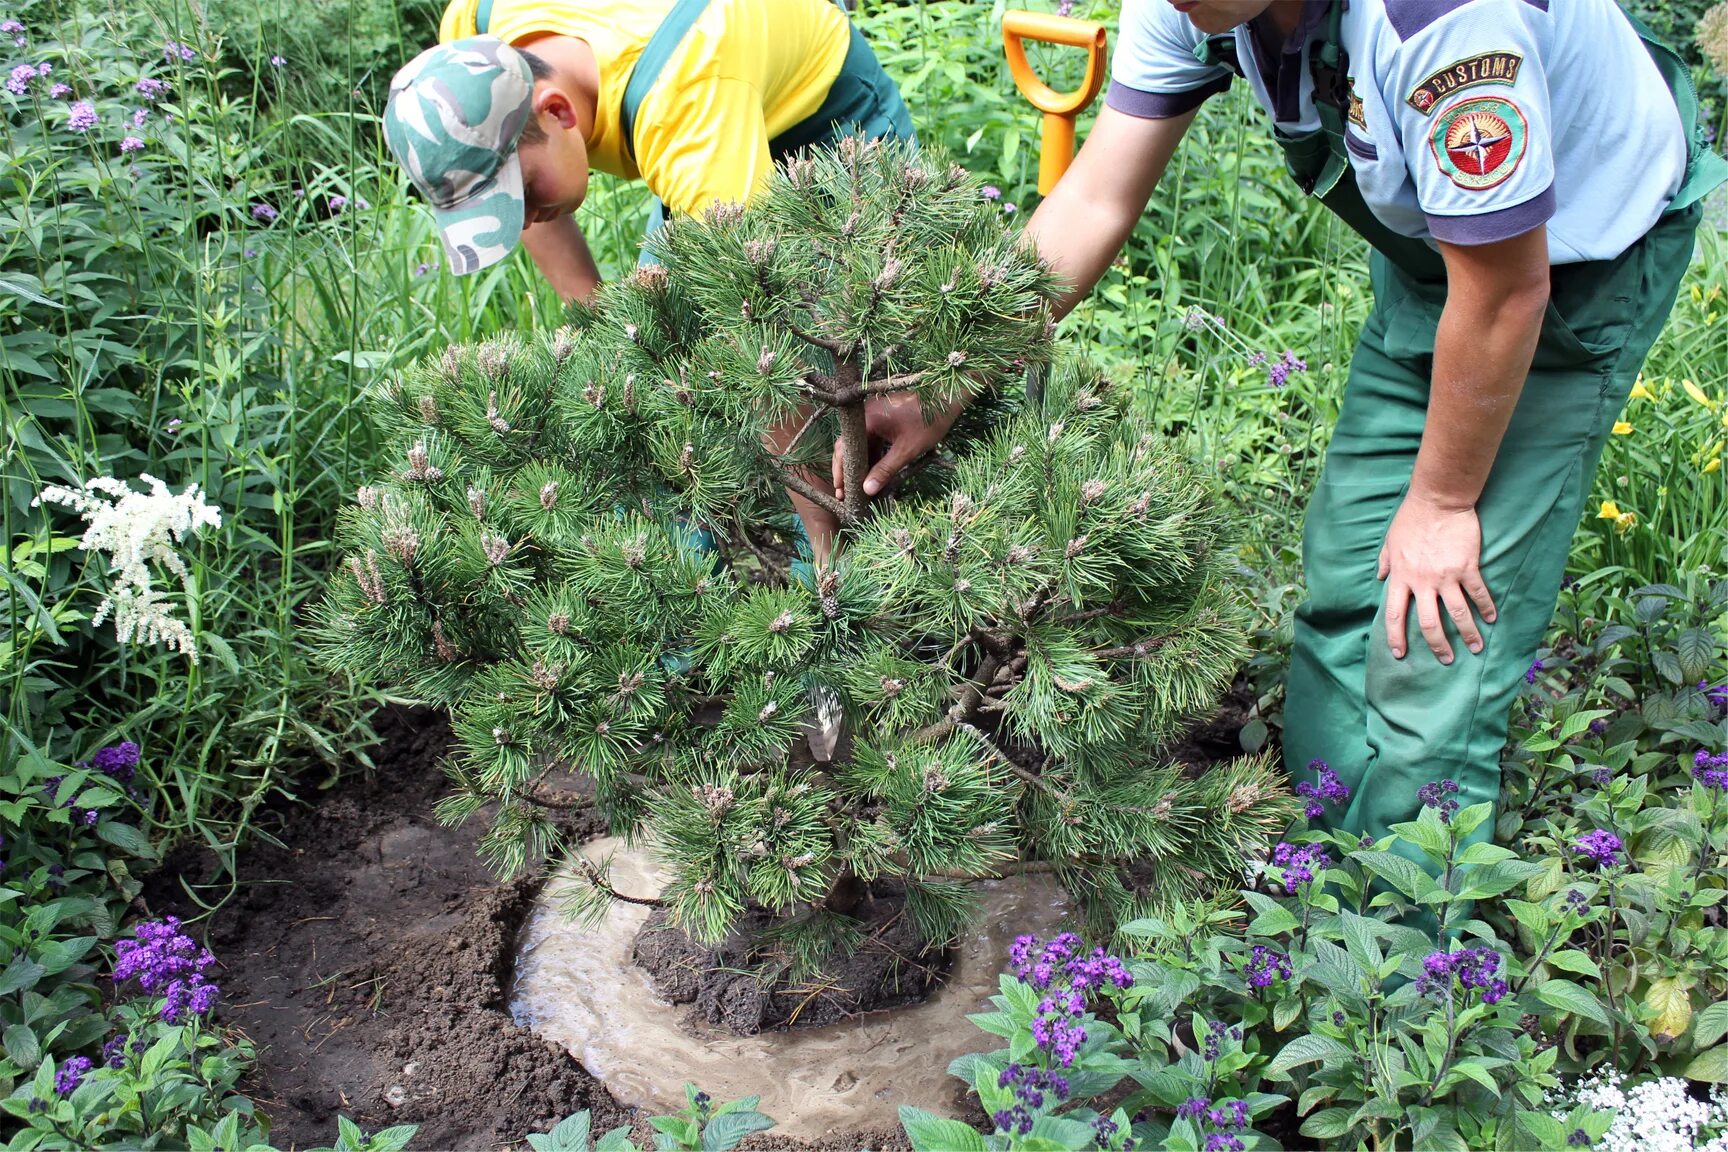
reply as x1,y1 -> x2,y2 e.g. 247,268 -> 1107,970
120,135 -> 145,153
415,260 -> 439,277
1694,749 -> 1728,791
1571,829 -> 1622,869
1177,1097 -> 1211,1120
244,248 -> 257,259
1204,1134 -> 1245,1152
163,40 -> 196,63
135,76 -> 170,101
1702,681 -> 1728,717
1202,1019 -> 1238,1061
6,62 -> 38,95
1295,759 -> 1350,820
1056,0 -> 1077,14
101,1034 -> 128,1069
329,194 -> 349,212
49,81 -> 70,98
1003,202 -> 1018,215
269,54 -> 285,68
0,19 -> 23,35
54,1056 -> 91,1095
1270,840 -> 1330,886
1241,945 -> 1292,989
1416,947 -> 1508,1004
166,417 -> 183,432
66,99 -> 96,132
1417,778 -> 1461,824
1206,1101 -> 1250,1130
1266,349 -> 1308,388
113,916 -> 216,1006
132,107 -> 149,127
251,202 -> 279,222
93,741 -> 140,782
980,185 -> 1001,201
1525,658 -> 1544,685
1563,888 -> 1590,915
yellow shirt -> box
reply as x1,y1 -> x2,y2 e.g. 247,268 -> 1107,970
438,0 -> 851,216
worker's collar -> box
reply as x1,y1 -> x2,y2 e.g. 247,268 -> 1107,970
1249,0 -> 1339,124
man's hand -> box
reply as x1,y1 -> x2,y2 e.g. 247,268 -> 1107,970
1378,493 -> 1497,664
831,391 -> 968,502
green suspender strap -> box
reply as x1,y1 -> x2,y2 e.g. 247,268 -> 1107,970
475,0 -> 714,168
621,0 -> 713,166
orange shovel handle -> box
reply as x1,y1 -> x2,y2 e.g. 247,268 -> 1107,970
1002,11 -> 1108,194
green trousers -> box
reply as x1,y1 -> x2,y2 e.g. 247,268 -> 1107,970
1284,203 -> 1702,849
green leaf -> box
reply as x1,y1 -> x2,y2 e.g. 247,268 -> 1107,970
1544,950 -> 1601,980
536,1111 -> 592,1152
0,956 -> 45,997
1535,979 -> 1612,1026
1652,649 -> 1685,685
898,1106 -> 987,1151
367,1126 -> 418,1152
1511,1110 -> 1571,1150
3,1023 -> 40,1069
595,1127 -> 637,1152
1677,627 -> 1717,681
1299,1107 -> 1354,1140
1685,1046 -> 1728,1083
1352,851 -> 1437,901
1241,890 -> 1300,936
1693,1002 -> 1728,1049
96,821 -> 158,861
1267,1033 -> 1353,1076
700,1111 -> 774,1152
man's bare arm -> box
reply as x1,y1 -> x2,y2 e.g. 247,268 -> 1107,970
1025,104 -> 1198,319
521,214 -> 603,303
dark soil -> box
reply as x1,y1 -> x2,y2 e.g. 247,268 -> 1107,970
632,886 -> 949,1034
140,708 -> 912,1151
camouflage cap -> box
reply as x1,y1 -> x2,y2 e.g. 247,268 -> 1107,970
384,37 -> 533,276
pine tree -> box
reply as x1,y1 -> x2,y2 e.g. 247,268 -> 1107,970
315,138 -> 1295,969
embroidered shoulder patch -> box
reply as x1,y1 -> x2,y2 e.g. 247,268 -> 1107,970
1346,77 -> 1366,129
1429,96 -> 1527,190
1406,51 -> 1523,116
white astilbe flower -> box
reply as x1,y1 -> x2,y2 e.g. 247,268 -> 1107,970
33,474 -> 223,662
1551,1069 -> 1728,1152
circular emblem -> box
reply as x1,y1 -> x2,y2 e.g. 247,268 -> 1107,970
1411,89 -> 1434,112
1429,96 -> 1527,191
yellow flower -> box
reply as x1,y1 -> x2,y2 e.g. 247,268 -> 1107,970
1612,421 -> 1634,435
1615,511 -> 1637,534
1629,380 -> 1656,401
1598,500 -> 1622,520
1704,457 -> 1723,475
1684,379 -> 1715,409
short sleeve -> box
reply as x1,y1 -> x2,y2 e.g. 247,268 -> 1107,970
1387,1 -> 1555,245
1105,0 -> 1232,120
635,74 -> 774,217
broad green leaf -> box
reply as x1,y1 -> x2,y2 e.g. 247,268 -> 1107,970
898,1106 -> 987,1151
1693,1002 -> 1728,1049
1685,1045 -> 1728,1083
1535,980 -> 1612,1026
700,1111 -> 774,1152
1267,1033 -> 1353,1076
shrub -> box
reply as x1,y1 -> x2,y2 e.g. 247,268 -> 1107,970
315,139 -> 1294,970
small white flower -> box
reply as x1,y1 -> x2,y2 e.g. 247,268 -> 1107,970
33,474 -> 222,662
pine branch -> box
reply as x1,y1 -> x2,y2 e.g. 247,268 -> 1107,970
574,856 -> 665,909
1096,636 -> 1172,660
860,370 -> 928,396
771,466 -> 848,520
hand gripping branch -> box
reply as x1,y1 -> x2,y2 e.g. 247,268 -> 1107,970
1002,11 -> 1108,195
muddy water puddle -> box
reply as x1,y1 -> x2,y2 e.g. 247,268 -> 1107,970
509,838 -> 1073,1139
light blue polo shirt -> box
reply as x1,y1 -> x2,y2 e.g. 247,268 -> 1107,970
1107,0 -> 1687,264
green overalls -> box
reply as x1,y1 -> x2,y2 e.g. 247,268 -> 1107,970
1199,4 -> 1728,860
